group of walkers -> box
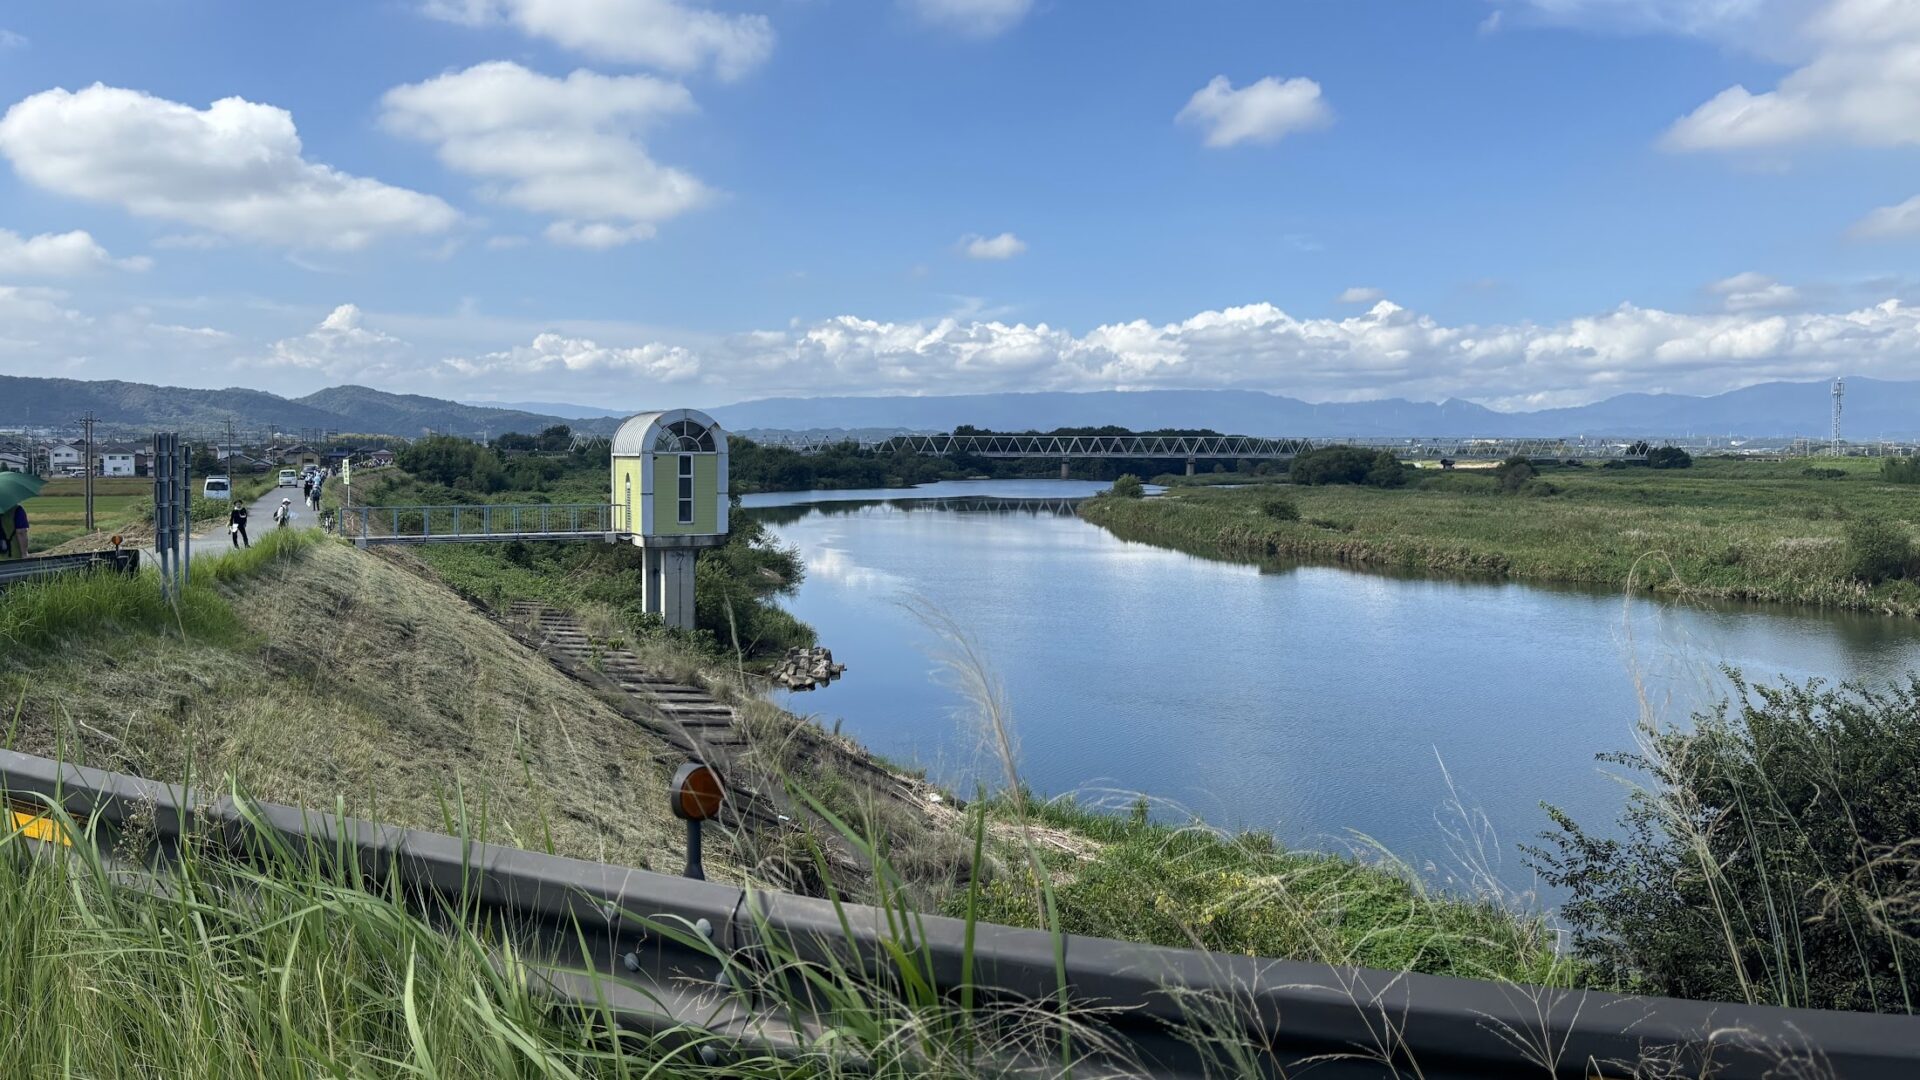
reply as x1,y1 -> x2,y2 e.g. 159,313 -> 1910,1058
228,467 -> 329,548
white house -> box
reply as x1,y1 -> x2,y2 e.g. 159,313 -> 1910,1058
0,451 -> 27,472
47,442 -> 82,469
97,450 -> 136,477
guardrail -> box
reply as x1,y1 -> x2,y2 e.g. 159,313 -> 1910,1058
338,503 -> 627,545
2,747 -> 1912,1078
0,549 -> 139,589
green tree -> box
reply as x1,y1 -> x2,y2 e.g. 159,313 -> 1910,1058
1646,446 -> 1693,470
537,424 -> 573,452
1109,474 -> 1145,499
1881,458 -> 1920,484
1843,515 -> 1914,583
1493,455 -> 1535,494
1290,446 -> 1403,486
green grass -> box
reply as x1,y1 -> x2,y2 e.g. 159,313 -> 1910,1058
19,477 -> 148,549
1082,456 -> 1920,615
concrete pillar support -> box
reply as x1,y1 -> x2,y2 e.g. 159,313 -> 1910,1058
1185,455 -> 1196,477
641,546 -> 665,616
1060,459 -> 1070,480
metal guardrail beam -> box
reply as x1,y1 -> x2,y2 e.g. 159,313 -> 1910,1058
339,503 -> 627,546
2,747 -> 1912,1079
757,433 -> 1688,461
0,550 -> 139,589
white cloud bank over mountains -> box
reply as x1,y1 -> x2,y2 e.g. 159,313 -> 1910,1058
21,287 -> 1895,410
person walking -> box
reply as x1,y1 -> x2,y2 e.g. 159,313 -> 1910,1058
274,497 -> 293,529
228,501 -> 250,548
301,475 -> 313,504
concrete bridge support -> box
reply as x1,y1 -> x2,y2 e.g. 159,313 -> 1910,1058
1060,460 -> 1070,480
1185,455 -> 1196,477
640,547 -> 699,630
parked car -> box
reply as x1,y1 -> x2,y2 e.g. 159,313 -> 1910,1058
277,468 -> 298,487
202,476 -> 231,500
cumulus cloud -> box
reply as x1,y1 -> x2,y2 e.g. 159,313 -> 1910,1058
1852,193 -> 1920,238
0,287 -> 227,374
260,304 -> 412,379
422,0 -> 773,79
0,85 -> 459,251
383,62 -> 708,248
960,232 -> 1026,260
444,331 -> 701,381
0,229 -> 150,276
905,0 -> 1033,37
1337,286 -> 1384,303
1177,75 -> 1332,148
1707,271 -> 1802,310
1663,0 -> 1920,151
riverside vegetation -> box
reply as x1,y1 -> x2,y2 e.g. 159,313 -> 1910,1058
1086,451 -> 1920,616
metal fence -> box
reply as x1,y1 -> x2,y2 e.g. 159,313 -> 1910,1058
339,503 -> 627,545
2,746 -> 1912,1079
0,549 -> 139,590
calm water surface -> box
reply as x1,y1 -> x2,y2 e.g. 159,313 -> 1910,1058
744,481 -> 1920,894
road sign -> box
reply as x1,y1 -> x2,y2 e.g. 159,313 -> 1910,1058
343,457 -> 352,486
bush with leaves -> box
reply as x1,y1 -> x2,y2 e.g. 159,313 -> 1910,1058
1289,446 -> 1405,487
1493,455 -> 1535,494
1646,446 -> 1693,469
1881,457 -> 1920,485
1527,675 -> 1920,1011
1843,515 -> 1914,583
1260,494 -> 1300,521
1108,474 -> 1145,499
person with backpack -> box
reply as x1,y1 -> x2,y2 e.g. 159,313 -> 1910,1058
0,505 -> 27,560
229,501 -> 250,548
274,497 -> 294,529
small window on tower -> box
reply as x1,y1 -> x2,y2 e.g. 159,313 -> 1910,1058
678,454 -> 694,524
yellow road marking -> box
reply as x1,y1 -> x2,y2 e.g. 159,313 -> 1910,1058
9,807 -> 70,847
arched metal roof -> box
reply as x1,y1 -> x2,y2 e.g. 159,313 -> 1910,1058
611,409 -> 728,457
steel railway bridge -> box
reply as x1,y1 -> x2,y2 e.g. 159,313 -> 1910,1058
755,432 -> 1679,475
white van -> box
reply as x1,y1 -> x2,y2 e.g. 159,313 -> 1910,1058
203,476 -> 232,500
277,468 -> 298,487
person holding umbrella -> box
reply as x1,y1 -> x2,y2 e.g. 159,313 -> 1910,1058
0,471 -> 42,560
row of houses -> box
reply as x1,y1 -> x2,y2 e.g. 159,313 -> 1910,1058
0,439 -> 395,477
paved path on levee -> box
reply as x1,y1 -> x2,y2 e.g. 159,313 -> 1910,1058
150,482 -> 321,563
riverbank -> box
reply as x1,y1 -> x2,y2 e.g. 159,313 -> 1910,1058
1081,456 -> 1920,616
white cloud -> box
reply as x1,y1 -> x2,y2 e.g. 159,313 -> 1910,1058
0,229 -> 150,276
1663,0 -> 1920,150
960,232 -> 1026,260
1707,271 -> 1802,310
419,294 -> 1920,406
485,234 -> 532,250
1852,193 -> 1920,238
422,0 -> 773,79
383,62 -> 708,249
444,331 -> 701,381
0,85 -> 459,251
1177,75 -> 1332,149
1479,10 -> 1504,33
260,303 -> 412,378
0,29 -> 26,49
0,288 -> 228,374
905,0 -> 1033,37
1337,286 -> 1384,303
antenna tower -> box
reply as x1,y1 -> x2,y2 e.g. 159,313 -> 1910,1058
1831,377 -> 1845,456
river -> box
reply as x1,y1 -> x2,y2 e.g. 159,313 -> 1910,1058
744,480 -> 1920,900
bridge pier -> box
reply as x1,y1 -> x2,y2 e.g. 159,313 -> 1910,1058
1060,460 -> 1070,480
1185,455 -> 1196,477
640,547 -> 699,631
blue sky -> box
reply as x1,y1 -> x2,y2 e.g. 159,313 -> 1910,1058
0,0 -> 1916,411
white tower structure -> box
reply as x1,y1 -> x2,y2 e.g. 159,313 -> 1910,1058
1831,377 -> 1845,456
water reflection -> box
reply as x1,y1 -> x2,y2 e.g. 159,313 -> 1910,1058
744,481 -> 1920,895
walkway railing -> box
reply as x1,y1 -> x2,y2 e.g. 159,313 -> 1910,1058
339,503 -> 627,545
0,550 -> 140,589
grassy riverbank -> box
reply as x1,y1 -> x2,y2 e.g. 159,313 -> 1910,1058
1083,456 -> 1920,615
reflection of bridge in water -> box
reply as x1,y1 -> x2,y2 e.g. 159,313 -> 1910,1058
747,495 -> 1087,526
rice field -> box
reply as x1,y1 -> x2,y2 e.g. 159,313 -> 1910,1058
13,477 -> 149,550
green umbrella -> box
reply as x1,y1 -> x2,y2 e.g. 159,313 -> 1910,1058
0,471 -> 45,515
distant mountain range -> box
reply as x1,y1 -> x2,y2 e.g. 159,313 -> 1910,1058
0,374 -> 1901,441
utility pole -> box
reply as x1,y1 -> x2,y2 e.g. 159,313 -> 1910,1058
77,411 -> 97,530
225,418 -> 236,475
1831,378 -> 1845,457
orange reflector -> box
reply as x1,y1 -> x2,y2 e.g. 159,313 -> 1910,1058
9,805 -> 70,847
670,763 -> 725,821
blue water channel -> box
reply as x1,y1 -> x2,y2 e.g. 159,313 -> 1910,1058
744,480 -> 1920,901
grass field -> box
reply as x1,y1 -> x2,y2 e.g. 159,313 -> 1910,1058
1082,455 -> 1920,616
16,477 -> 148,550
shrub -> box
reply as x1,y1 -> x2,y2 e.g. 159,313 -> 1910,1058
1527,675 -> 1920,1011
1493,455 -> 1535,494
1290,446 -> 1405,487
1646,446 -> 1693,469
1843,515 -> 1914,583
1260,494 -> 1300,521
1803,467 -> 1847,480
1881,457 -> 1920,485
1108,474 -> 1145,499
1519,479 -> 1560,497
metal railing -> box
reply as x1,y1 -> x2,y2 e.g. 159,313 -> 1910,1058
757,432 -> 1691,461
339,503 -> 627,545
0,549 -> 140,589
2,747 -> 1912,1079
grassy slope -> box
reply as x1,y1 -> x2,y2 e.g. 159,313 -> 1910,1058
1084,457 -> 1920,614
0,534 -> 700,876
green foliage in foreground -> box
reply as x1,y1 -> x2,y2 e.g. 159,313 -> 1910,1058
1529,676 -> 1920,1013
966,795 -> 1569,984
